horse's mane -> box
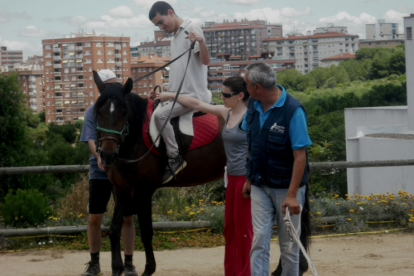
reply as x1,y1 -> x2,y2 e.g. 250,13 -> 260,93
94,83 -> 148,135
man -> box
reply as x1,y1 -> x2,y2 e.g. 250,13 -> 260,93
241,62 -> 312,276
80,69 -> 138,276
148,1 -> 210,184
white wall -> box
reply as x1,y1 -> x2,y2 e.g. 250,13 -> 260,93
345,107 -> 414,195
404,16 -> 414,133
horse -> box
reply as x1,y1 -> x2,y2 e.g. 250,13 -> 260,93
92,73 -> 311,276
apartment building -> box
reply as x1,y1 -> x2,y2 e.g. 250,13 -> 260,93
2,67 -> 45,113
203,20 -> 283,61
42,34 -> 131,124
263,32 -> 359,74
1,46 -> 23,71
134,40 -> 171,58
208,58 -> 295,95
360,39 -> 405,49
130,55 -> 169,97
366,20 -> 402,40
314,24 -> 348,34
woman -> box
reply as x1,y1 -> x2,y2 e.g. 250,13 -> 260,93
156,76 -> 252,276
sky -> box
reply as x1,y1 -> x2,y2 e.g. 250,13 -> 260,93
0,0 -> 413,59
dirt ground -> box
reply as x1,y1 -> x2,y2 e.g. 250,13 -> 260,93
1,233 -> 413,276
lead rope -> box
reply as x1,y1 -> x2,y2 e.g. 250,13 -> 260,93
283,206 -> 317,276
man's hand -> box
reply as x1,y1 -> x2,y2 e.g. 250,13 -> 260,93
185,31 -> 204,44
149,89 -> 159,100
282,196 -> 301,215
242,180 -> 251,199
97,155 -> 105,171
156,92 -> 175,102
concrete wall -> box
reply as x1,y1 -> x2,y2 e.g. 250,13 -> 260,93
405,16 -> 414,133
346,137 -> 414,195
345,107 -> 414,195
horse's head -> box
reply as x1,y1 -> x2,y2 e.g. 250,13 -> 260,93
93,71 -> 133,166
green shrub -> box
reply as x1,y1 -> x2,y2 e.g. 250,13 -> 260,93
0,189 -> 51,227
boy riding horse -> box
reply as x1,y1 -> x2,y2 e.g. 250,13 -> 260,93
148,1 -> 210,184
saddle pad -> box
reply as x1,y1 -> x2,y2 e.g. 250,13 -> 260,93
142,99 -> 219,155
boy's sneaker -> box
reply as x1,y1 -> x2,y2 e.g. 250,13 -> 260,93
81,261 -> 102,276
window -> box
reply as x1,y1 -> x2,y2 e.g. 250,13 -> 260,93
97,58 -> 103,63
90,92 -> 93,96
132,69 -> 136,73
123,59 -> 128,63
65,84 -> 70,89
84,59 -> 92,64
89,84 -> 93,88
89,67 -> 92,72
149,83 -> 153,87
107,58 -> 115,63
107,50 -> 115,55
46,85 -> 49,90
122,43 -> 127,47
96,42 -> 102,47
106,42 -> 114,47
84,42 -> 91,47
139,83 -> 142,88
143,68 -> 146,72
84,50 -> 91,55
45,61 -> 52,66
97,50 -> 103,55
47,102 -> 50,106
46,69 -> 49,74
138,68 -> 142,72
407,27 -> 412,40
144,83 -> 147,88
46,77 -> 49,82
45,45 -> 51,50
123,50 -> 127,55
66,109 -> 71,114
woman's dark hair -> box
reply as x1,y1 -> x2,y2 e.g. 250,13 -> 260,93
149,1 -> 175,20
222,76 -> 250,102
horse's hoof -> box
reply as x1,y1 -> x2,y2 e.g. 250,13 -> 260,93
141,263 -> 156,276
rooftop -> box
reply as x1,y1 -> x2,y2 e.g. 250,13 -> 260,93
321,53 -> 355,61
264,32 -> 358,41
138,40 -> 171,47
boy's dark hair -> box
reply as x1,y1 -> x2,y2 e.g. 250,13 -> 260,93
223,76 -> 250,102
149,1 -> 175,20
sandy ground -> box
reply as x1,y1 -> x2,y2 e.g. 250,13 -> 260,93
1,233 -> 413,276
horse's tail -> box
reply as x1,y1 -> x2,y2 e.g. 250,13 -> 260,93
299,181 -> 311,273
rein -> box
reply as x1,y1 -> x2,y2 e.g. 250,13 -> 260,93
97,34 -> 196,163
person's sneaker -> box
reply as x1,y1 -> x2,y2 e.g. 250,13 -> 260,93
81,261 -> 102,276
124,262 -> 138,276
162,155 -> 187,184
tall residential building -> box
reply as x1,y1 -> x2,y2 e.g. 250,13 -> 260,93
202,20 -> 283,61
314,24 -> 348,34
2,67 -> 45,113
208,58 -> 295,95
130,55 -> 169,96
263,32 -> 359,74
366,20 -> 402,40
134,40 -> 171,58
361,20 -> 405,49
42,34 -> 131,124
320,53 -> 355,68
1,46 -> 23,71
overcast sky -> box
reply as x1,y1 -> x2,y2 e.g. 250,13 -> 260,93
0,0 -> 413,59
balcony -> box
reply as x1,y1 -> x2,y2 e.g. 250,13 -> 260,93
53,56 -> 61,60
53,48 -> 61,52
54,64 -> 61,68
75,46 -> 82,50
115,45 -> 121,50
116,62 -> 122,66
76,54 -> 83,58
115,54 -> 121,58
29,77 -> 36,82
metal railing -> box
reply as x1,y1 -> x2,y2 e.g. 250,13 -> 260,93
1,160 -> 414,175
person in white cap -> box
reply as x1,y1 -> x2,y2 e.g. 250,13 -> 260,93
80,69 -> 138,276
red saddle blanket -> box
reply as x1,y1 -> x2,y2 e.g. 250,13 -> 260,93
142,99 -> 219,155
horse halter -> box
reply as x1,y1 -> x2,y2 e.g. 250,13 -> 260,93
95,118 -> 129,154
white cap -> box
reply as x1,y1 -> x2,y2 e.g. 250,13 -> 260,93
98,69 -> 117,82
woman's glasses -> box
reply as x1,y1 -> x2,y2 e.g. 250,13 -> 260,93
221,91 -> 237,98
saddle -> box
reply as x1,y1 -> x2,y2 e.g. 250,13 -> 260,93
142,99 -> 219,155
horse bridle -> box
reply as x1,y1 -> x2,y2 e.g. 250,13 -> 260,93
95,33 -> 195,162
95,119 -> 129,154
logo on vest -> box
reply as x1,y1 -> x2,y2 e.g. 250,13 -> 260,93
270,123 -> 285,134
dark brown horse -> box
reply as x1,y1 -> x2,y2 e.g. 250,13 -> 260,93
92,73 -> 310,276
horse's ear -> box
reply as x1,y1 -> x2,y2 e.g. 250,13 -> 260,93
124,78 -> 133,95
93,71 -> 105,93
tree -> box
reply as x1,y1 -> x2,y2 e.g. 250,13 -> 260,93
389,49 -> 405,75
370,50 -> 392,79
38,110 -> 45,123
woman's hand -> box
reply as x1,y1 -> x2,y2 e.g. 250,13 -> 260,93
156,92 -> 175,102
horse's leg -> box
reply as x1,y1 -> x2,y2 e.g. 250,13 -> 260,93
136,193 -> 156,276
109,190 -> 126,276
272,183 -> 311,276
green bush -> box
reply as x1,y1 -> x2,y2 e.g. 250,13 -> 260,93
0,189 -> 51,227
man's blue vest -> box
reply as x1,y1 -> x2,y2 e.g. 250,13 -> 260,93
245,93 -> 309,189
